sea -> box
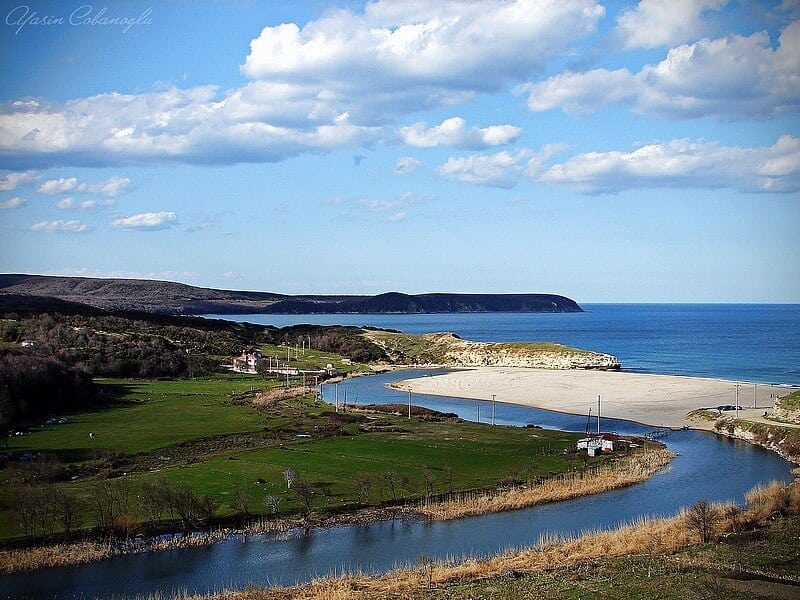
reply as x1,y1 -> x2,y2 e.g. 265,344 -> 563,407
210,304 -> 800,386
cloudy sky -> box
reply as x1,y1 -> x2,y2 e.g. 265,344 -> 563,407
1,0 -> 798,302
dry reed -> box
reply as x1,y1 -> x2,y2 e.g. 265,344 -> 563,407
415,448 -> 674,521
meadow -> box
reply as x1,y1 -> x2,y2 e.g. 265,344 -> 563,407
0,371 -> 593,544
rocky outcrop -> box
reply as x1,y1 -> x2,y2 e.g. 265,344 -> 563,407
363,331 -> 620,370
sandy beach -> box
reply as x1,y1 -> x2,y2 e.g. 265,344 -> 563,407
393,368 -> 796,430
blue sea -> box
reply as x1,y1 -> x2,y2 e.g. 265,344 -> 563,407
210,304 -> 800,386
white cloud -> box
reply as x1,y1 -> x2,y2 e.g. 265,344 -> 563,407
438,149 -> 533,188
526,69 -> 639,115
39,177 -> 78,194
527,21 -> 800,119
38,175 -> 133,197
393,156 -> 423,174
0,196 -> 26,209
0,1 -> 605,168
30,219 -> 91,233
356,192 -> 426,213
110,211 -> 178,230
0,170 -> 36,190
400,117 -> 521,149
615,0 -> 727,49
243,1 -> 604,90
56,197 -> 74,209
529,135 -> 800,194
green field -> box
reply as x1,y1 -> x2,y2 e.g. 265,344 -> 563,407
0,374 -> 588,543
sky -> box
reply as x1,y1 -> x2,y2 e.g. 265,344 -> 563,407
0,0 -> 798,303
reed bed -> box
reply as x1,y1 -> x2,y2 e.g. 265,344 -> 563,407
197,513 -> 692,600
0,530 -> 228,574
415,448 -> 674,521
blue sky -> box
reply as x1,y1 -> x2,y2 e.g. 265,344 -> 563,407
0,0 -> 798,302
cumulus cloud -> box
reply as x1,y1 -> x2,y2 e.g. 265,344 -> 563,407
56,197 -> 74,209
110,211 -> 178,231
0,1 -> 604,168
0,170 -> 36,190
527,21 -> 800,119
38,175 -> 134,197
30,219 -> 91,233
243,0 -> 604,90
393,156 -> 423,174
615,0 -> 727,49
528,135 -> 800,194
0,87 -> 384,168
0,196 -> 26,209
400,117 -> 521,149
438,149 -> 533,188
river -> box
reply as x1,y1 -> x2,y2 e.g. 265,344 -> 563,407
2,369 -> 794,599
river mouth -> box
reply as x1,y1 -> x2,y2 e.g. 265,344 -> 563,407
2,368 -> 795,600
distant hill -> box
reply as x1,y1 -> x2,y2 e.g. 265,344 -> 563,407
0,274 -> 583,315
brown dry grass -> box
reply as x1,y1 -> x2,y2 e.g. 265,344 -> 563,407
199,514 -> 692,600
415,448 -> 674,521
0,540 -> 114,574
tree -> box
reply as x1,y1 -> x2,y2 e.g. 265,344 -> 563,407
382,470 -> 399,502
283,467 -> 297,490
421,468 -> 436,497
353,474 -> 373,506
687,499 -> 721,543
293,479 -> 315,516
232,487 -> 251,517
264,494 -> 282,516
53,489 -> 81,539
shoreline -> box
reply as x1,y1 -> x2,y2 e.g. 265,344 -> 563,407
0,447 -> 670,575
391,367 -> 798,432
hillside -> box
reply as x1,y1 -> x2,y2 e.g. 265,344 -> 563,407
0,275 -> 583,315
362,330 -> 620,370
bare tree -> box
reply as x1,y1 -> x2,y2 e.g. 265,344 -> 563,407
382,470 -> 399,502
687,499 -> 721,543
53,489 -> 81,539
283,467 -> 298,490
401,472 -> 417,497
92,480 -> 117,530
353,474 -> 373,506
293,479 -> 315,516
421,468 -> 436,497
264,494 -> 282,516
232,487 -> 251,517
441,466 -> 454,494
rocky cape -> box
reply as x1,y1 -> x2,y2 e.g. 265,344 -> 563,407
0,274 -> 583,316
363,331 -> 621,370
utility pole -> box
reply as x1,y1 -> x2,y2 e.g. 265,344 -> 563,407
735,383 -> 740,419
335,384 -> 339,412
477,403 -> 480,423
597,395 -> 601,434
408,391 -> 412,419
491,394 -> 496,425
753,383 -> 757,409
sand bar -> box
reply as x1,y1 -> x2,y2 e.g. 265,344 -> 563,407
393,368 -> 797,430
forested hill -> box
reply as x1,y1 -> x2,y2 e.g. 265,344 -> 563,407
0,275 -> 583,315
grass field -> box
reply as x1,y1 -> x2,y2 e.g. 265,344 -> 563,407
0,374 -> 593,543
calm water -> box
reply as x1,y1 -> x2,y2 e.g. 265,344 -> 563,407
211,304 -> 800,385
4,306 -> 799,598
3,369 -> 795,599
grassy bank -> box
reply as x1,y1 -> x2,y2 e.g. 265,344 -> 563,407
1,374 -> 612,548
187,480 -> 800,600
416,448 -> 673,520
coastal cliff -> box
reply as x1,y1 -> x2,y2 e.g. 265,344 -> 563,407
0,275 -> 582,315
362,331 -> 620,370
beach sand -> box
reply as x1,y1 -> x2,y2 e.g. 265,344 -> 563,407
393,368 -> 795,430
